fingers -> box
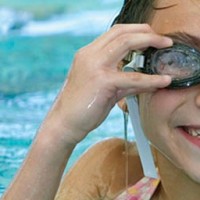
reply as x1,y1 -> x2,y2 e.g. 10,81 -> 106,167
100,33 -> 173,66
84,24 -> 173,70
92,24 -> 155,49
107,71 -> 172,100
70,24 -> 173,100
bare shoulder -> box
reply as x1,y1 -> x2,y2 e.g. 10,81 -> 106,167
55,138 -> 143,200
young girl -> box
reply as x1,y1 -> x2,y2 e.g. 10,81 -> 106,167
2,0 -> 200,199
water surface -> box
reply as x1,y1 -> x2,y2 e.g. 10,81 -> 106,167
0,1 -> 131,196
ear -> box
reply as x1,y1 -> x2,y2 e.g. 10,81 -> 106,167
117,98 -> 128,113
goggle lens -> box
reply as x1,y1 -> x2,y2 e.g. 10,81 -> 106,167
144,43 -> 200,89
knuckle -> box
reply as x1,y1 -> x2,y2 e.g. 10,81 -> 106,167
111,24 -> 125,34
118,34 -> 130,48
129,72 -> 143,82
75,47 -> 86,59
74,46 -> 91,64
112,24 -> 122,29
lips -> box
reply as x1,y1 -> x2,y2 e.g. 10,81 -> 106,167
182,127 -> 200,137
179,126 -> 200,148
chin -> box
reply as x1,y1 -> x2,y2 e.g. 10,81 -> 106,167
170,154 -> 200,184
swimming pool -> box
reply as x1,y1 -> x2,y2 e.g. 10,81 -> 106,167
0,1 -> 131,196
0,89 -> 125,195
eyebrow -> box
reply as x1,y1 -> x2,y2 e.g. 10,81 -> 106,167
153,3 -> 178,10
164,32 -> 200,51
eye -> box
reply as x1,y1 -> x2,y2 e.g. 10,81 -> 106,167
151,49 -> 200,79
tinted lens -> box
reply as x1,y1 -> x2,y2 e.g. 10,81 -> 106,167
151,46 -> 200,80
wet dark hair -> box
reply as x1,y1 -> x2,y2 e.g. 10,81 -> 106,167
112,0 -> 156,64
112,0 -> 155,25
112,0 -> 178,25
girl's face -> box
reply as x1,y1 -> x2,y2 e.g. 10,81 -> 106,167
139,0 -> 200,182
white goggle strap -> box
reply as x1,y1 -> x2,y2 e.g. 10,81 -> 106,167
123,53 -> 158,179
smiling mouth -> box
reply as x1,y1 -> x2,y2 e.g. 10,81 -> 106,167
182,126 -> 200,138
178,126 -> 200,148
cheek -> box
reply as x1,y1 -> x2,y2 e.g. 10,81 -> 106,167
139,92 -> 162,146
139,90 -> 173,130
139,90 -> 184,146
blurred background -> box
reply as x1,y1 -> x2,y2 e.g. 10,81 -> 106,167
0,0 -> 133,196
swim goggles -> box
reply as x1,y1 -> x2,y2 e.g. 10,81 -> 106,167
122,43 -> 200,179
127,43 -> 200,89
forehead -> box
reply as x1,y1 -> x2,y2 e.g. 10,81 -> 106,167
151,0 -> 200,37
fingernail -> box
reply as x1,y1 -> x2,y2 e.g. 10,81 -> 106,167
162,75 -> 172,83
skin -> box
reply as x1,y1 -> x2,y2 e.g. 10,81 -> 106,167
56,0 -> 200,200
140,0 -> 200,199
3,0 -> 200,200
1,23 -> 172,200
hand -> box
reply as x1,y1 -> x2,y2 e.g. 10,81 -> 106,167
49,24 -> 173,145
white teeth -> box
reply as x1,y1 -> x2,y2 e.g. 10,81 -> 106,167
187,129 -> 200,137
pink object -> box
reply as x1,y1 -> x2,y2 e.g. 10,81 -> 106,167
115,177 -> 160,200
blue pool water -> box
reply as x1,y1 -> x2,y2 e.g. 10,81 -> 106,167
0,91 -> 126,195
0,0 -> 135,196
